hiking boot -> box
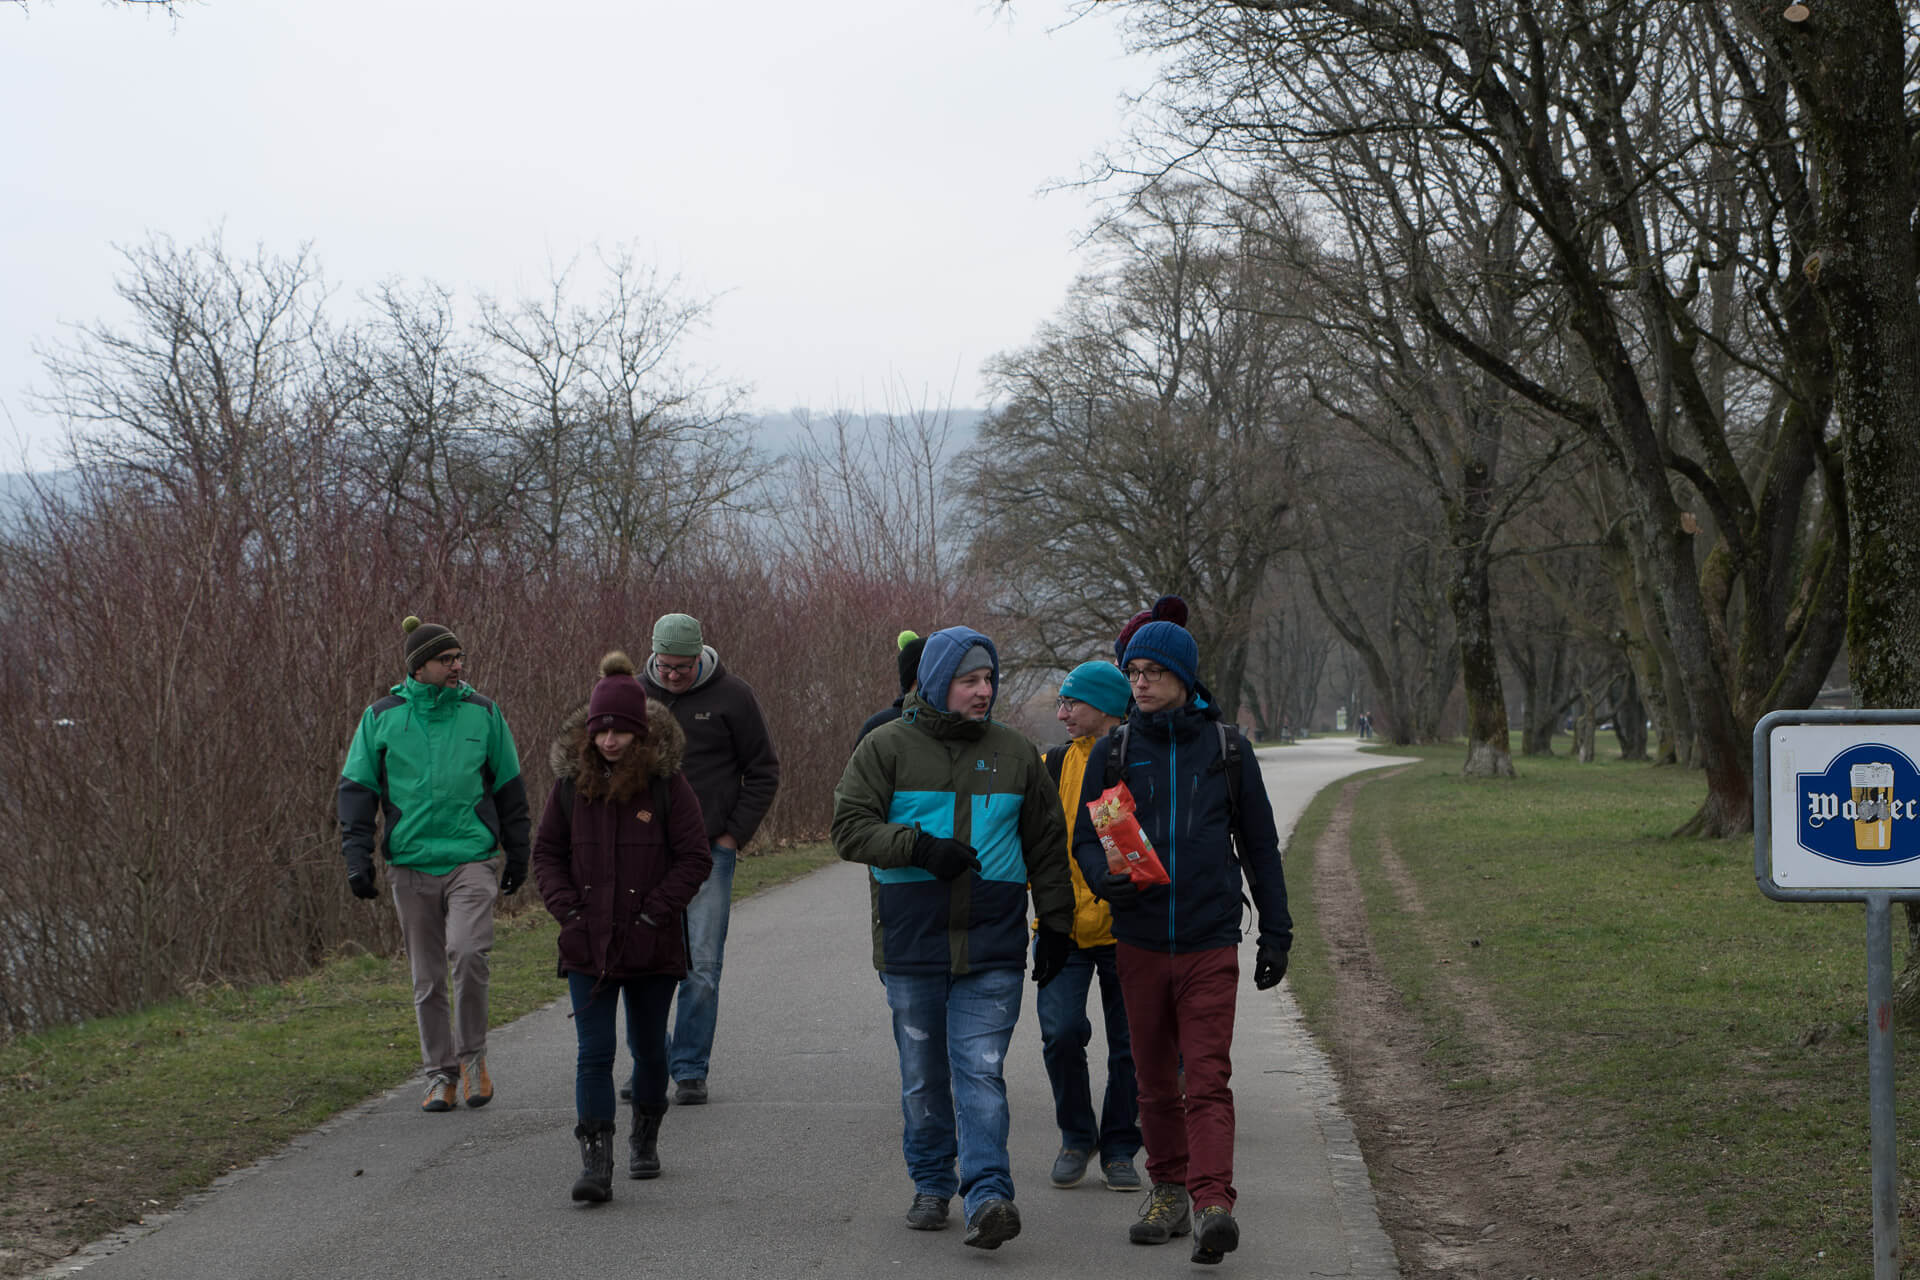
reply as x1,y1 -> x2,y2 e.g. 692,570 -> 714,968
963,1197 -> 1021,1250
904,1192 -> 950,1231
1191,1205 -> 1240,1264
627,1107 -> 663,1180
1049,1146 -> 1091,1188
461,1055 -> 493,1108
1102,1155 -> 1142,1191
1128,1182 -> 1191,1244
421,1072 -> 458,1113
674,1077 -> 708,1106
570,1121 -> 615,1203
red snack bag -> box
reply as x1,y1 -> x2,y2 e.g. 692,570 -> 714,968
1085,783 -> 1170,887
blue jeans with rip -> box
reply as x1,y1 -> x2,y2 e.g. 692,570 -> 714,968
1034,941 -> 1141,1161
882,966 -> 1023,1218
568,971 -> 677,1124
668,842 -> 736,1083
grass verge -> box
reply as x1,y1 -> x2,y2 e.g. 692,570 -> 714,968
1283,745 -> 1914,1280
0,840 -> 838,1277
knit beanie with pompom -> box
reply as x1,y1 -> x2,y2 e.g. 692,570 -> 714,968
588,651 -> 650,736
402,615 -> 462,674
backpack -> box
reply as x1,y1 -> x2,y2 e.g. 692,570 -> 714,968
1100,720 -> 1258,889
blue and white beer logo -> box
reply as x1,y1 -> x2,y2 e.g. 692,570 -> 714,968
1797,744 -> 1920,866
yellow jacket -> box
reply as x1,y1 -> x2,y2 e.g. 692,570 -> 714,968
1052,733 -> 1116,948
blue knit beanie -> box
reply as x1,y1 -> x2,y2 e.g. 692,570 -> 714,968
1123,621 -> 1199,692
1059,661 -> 1132,719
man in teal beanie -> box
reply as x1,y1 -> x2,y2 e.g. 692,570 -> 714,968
1034,659 -> 1143,1195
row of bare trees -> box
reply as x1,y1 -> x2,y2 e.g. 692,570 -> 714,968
0,236 -> 967,1037
980,0 -> 1912,839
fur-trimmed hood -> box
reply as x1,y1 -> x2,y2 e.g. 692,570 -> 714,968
548,696 -> 686,781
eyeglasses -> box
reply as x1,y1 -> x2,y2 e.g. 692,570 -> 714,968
1054,696 -> 1082,710
656,659 -> 698,676
1123,664 -> 1171,684
432,652 -> 466,665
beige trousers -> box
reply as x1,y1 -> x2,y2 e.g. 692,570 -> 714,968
390,858 -> 499,1076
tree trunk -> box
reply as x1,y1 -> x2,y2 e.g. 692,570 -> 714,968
1450,468 -> 1516,778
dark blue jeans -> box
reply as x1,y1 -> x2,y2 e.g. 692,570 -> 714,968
568,971 -> 676,1123
1034,941 -> 1141,1161
668,843 -> 736,1082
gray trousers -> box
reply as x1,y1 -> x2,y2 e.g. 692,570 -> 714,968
391,858 -> 499,1076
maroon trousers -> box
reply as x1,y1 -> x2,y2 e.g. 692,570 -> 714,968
1115,941 -> 1240,1210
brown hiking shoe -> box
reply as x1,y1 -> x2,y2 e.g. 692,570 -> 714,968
1128,1182 -> 1191,1244
421,1072 -> 458,1113
461,1056 -> 493,1108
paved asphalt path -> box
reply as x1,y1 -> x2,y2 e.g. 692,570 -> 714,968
45,736 -> 1407,1280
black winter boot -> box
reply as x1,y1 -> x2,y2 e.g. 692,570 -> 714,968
571,1120 -> 615,1203
628,1106 -> 664,1179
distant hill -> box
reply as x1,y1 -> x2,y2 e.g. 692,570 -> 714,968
753,409 -> 987,459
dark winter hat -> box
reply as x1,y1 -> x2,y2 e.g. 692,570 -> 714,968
1123,620 -> 1199,692
651,612 -> 705,657
402,615 -> 462,674
896,629 -> 927,695
588,651 -> 650,737
917,626 -> 999,715
1060,661 -> 1132,719
1113,595 -> 1190,666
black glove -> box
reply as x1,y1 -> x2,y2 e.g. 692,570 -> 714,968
1032,927 -> 1072,989
1254,943 -> 1288,990
347,870 -> 379,900
1099,870 -> 1140,906
911,832 -> 982,881
499,860 -> 527,896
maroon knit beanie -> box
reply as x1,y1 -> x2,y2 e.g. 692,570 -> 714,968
588,651 -> 649,736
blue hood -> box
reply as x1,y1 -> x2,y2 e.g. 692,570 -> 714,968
916,626 -> 999,714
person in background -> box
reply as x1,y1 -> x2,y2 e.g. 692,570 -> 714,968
1036,660 -> 1143,1193
1075,620 -> 1293,1266
338,615 -> 530,1114
832,625 -> 1076,1250
533,652 -> 712,1202
637,612 -> 780,1106
857,628 -> 928,743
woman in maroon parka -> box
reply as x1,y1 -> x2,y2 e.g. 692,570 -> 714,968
534,651 -> 711,1204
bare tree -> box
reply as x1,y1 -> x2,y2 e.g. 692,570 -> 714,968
964,187 -> 1305,711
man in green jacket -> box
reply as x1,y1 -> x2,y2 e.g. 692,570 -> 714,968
338,616 -> 531,1114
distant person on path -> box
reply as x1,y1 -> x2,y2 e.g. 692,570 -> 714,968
1036,661 -> 1144,1193
637,612 -> 780,1106
1075,620 -> 1294,1265
337,616 -> 531,1114
857,628 -> 927,743
832,625 -> 1077,1250
533,652 -> 713,1203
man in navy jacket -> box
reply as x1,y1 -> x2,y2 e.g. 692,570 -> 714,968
1073,620 -> 1292,1265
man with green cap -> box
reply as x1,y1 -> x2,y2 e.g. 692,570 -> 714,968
638,612 -> 781,1105
338,616 -> 531,1114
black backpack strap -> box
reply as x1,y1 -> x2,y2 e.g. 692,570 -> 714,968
1101,723 -> 1131,789
1043,744 -> 1068,784
1211,722 -> 1258,891
651,773 -> 671,824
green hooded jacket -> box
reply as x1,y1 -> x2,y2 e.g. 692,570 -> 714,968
337,677 -> 531,879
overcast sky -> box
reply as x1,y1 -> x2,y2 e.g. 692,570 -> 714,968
0,0 -> 1155,467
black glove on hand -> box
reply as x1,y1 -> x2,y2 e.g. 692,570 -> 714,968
347,870 -> 379,901
1254,942 -> 1289,990
1032,927 -> 1072,989
499,860 -> 527,896
1099,870 -> 1140,906
911,832 -> 982,881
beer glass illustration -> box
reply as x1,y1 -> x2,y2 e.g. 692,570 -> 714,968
1851,761 -> 1895,851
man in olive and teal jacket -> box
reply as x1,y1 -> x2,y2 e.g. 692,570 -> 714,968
832,625 -> 1076,1252
338,616 -> 531,1115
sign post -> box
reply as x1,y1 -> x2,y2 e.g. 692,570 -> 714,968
1755,709 -> 1920,1280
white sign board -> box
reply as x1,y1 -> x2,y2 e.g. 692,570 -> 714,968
1766,722 -> 1920,891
